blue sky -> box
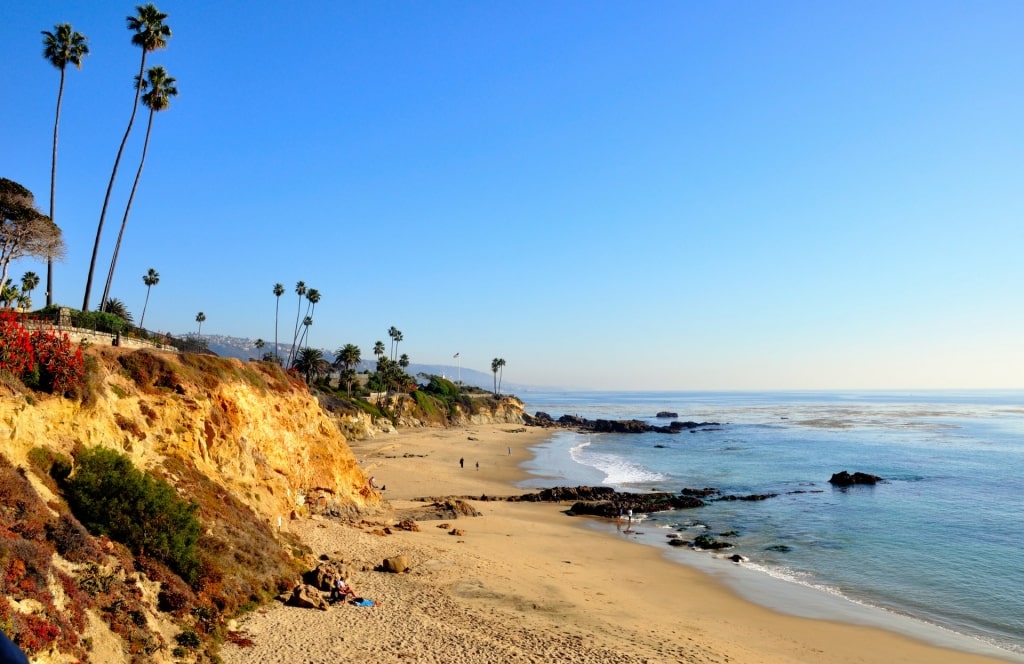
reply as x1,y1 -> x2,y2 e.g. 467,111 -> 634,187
2,1 -> 1022,390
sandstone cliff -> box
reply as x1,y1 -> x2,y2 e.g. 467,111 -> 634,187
2,347 -> 383,525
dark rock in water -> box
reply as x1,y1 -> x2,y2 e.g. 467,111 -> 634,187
654,444 -> 667,449
524,411 -> 720,435
728,554 -> 746,563
656,411 -> 679,418
828,471 -> 882,486
715,493 -> 779,502
766,544 -> 792,553
510,486 -> 616,503
545,489 -> 707,518
681,487 -> 720,498
693,534 -> 733,550
667,538 -> 687,547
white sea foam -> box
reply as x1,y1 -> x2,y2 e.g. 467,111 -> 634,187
569,441 -> 668,485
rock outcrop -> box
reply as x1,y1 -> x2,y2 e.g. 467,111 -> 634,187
524,412 -> 719,434
828,471 -> 882,486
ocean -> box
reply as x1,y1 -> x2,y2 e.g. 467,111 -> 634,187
516,391 -> 1024,661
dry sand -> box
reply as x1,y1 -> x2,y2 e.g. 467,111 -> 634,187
220,424 -> 1011,664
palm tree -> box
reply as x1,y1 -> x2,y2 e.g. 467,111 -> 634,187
16,293 -> 31,312
0,280 -> 18,309
497,358 -> 507,395
388,326 -> 403,361
293,347 -> 328,384
287,280 -> 306,366
300,315 -> 312,352
373,340 -> 385,361
298,288 -> 320,350
272,282 -> 284,362
100,66 -> 178,311
103,298 -> 133,324
195,311 -> 205,336
254,338 -> 265,359
138,267 -> 159,328
20,271 -> 40,308
42,23 -> 89,307
83,3 -> 170,312
491,358 -> 506,396
334,343 -> 361,396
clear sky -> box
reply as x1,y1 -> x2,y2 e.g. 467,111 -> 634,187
2,1 -> 1022,390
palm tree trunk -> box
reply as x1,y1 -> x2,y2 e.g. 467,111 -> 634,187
274,298 -> 280,363
100,106 -> 153,313
47,67 -> 65,307
288,298 -> 302,366
139,285 -> 152,328
83,52 -> 146,312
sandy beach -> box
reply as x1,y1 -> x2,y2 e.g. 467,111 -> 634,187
220,424 -> 1011,664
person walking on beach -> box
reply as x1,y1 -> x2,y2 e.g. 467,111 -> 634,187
459,457 -> 464,469
508,446 -> 512,456
475,461 -> 479,471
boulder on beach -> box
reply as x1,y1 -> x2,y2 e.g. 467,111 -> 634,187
287,584 -> 330,610
382,555 -> 411,573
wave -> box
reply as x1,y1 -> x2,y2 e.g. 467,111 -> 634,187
569,440 -> 668,486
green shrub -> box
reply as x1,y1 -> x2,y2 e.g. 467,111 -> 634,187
70,310 -> 126,334
421,374 -> 459,399
63,447 -> 201,584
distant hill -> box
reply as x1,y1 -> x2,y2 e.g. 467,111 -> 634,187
194,334 -> 516,392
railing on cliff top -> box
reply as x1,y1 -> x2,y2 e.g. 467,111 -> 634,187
14,309 -> 213,355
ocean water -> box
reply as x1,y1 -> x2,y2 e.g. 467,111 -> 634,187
517,391 -> 1024,661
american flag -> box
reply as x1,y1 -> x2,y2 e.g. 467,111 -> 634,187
453,352 -> 460,358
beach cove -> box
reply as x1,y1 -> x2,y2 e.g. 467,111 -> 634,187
220,422 -> 1015,664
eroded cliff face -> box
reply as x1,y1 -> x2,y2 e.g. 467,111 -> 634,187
1,347 -> 383,523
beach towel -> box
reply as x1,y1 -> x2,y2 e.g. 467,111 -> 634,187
352,598 -> 375,607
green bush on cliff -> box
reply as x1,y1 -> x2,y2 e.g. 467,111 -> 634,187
63,447 -> 201,584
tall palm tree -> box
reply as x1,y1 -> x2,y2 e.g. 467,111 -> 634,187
195,311 -> 205,336
272,282 -> 284,363
491,358 -> 506,396
138,267 -> 159,328
300,315 -> 312,352
20,271 -> 40,307
42,23 -> 89,307
83,3 -> 170,312
298,288 -> 320,350
373,340 -> 385,360
254,338 -> 265,359
287,280 -> 306,366
388,326 -> 403,361
100,66 -> 178,311
497,358 -> 507,395
334,343 -> 361,397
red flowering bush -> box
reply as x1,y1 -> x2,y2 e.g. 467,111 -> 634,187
0,311 -> 33,377
0,312 -> 84,397
29,328 -> 85,396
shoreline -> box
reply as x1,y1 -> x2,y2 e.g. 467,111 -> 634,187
221,424 -> 1019,663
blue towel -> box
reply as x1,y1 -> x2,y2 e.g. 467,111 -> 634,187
353,598 -> 375,607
